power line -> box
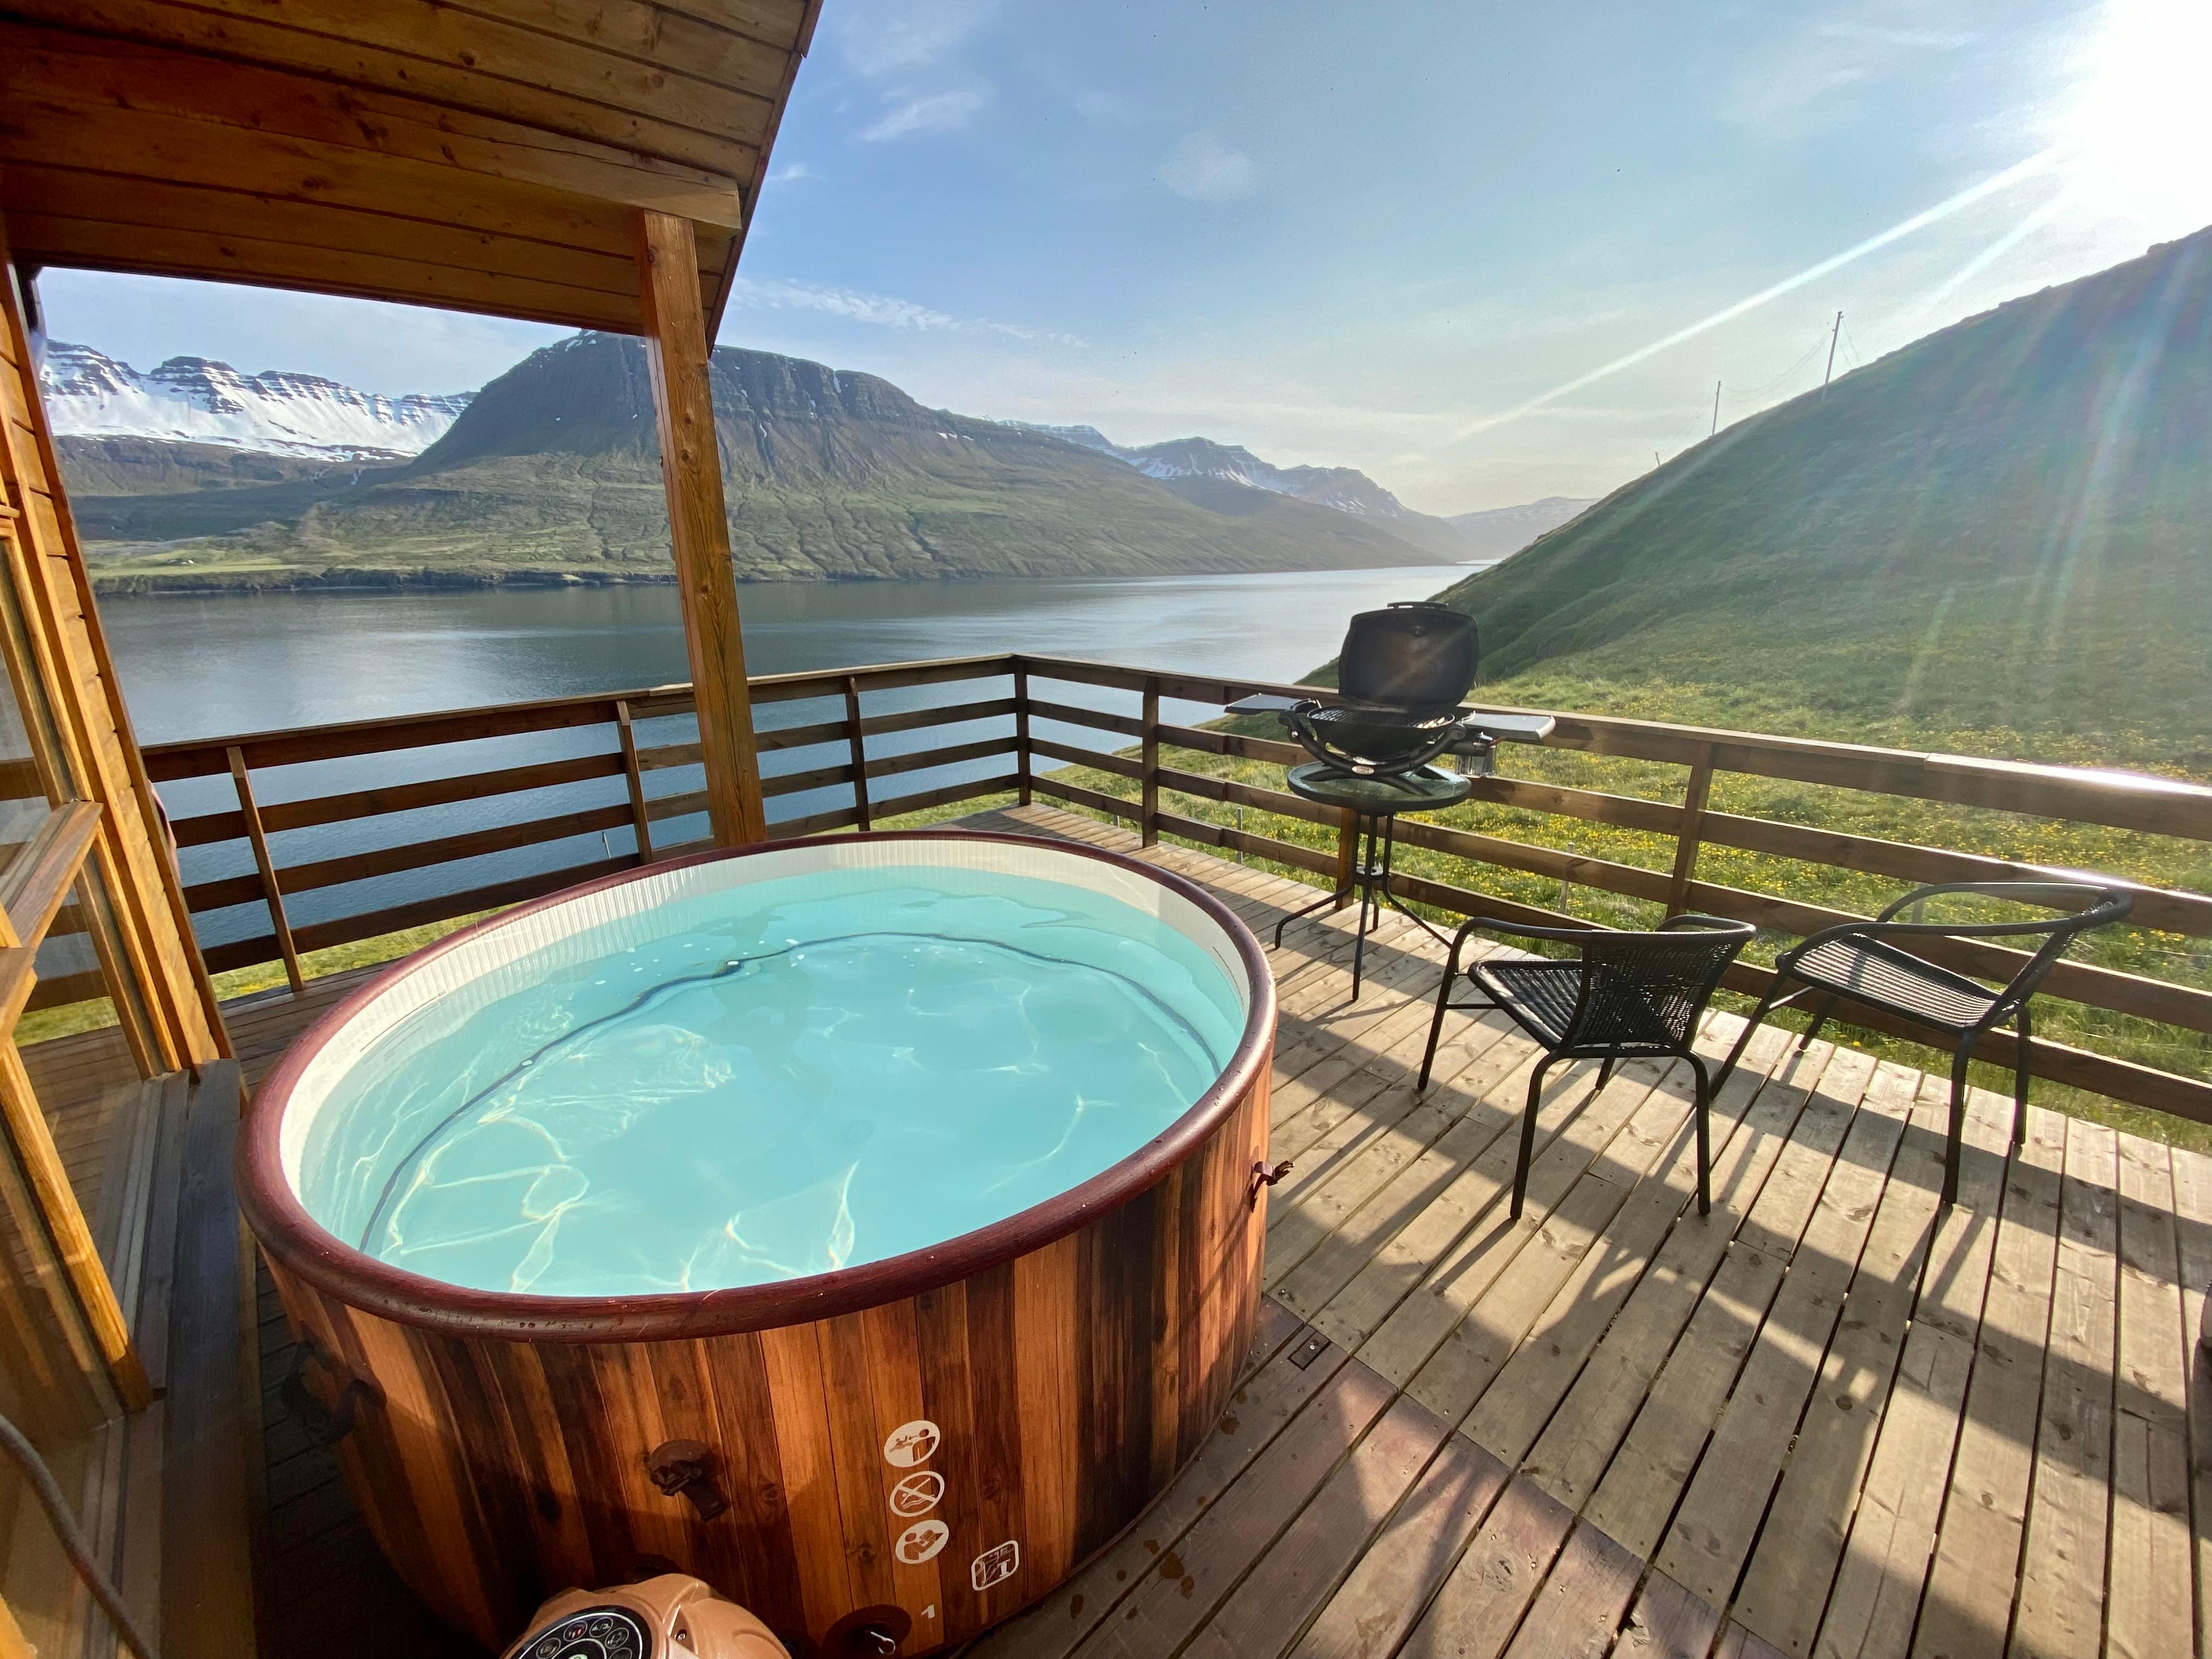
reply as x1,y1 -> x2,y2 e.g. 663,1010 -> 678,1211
1734,334 -> 1829,402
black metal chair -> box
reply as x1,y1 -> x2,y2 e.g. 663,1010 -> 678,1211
1418,913 -> 1756,1219
1711,880 -> 2133,1206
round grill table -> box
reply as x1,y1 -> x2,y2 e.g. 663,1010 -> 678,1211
1274,762 -> 1474,1000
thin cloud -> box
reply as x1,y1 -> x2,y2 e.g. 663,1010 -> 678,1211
768,161 -> 819,184
1160,131 -> 1257,202
1818,22 -> 1977,49
838,0 -> 996,78
861,86 -> 991,142
727,277 -> 1084,347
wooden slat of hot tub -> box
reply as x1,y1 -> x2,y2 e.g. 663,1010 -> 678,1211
26,803 -> 2190,1659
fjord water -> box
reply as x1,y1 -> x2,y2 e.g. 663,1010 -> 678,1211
98,565 -> 1468,741
97,566 -> 1468,954
301,865 -> 1244,1296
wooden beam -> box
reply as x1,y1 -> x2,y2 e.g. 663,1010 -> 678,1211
225,749 -> 303,996
636,210 -> 766,845
1141,677 -> 1161,848
843,675 -> 872,832
1666,747 -> 1715,916
615,699 -> 657,862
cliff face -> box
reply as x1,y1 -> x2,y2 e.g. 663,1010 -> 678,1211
63,334 -> 1459,590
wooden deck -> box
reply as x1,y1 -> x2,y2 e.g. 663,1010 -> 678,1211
23,802 -> 2207,1659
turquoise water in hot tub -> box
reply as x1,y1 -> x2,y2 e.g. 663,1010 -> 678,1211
294,865 -> 1245,1297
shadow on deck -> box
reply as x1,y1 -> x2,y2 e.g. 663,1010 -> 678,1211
26,803 -> 2207,1659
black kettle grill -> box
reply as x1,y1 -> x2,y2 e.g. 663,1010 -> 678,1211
1285,602 -> 1492,778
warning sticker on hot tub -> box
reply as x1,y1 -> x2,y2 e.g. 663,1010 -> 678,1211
971,1542 -> 1020,1591
889,1471 -> 944,1517
895,1519 -> 950,1565
883,1419 -> 940,1468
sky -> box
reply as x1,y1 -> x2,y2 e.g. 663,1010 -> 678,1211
36,0 -> 2212,516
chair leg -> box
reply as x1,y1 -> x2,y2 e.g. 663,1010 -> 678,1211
1418,931 -> 1467,1092
1798,994 -> 1837,1053
1510,1055 -> 1557,1220
1943,1035 -> 1979,1209
1685,1053 -> 1713,1216
2012,1002 -> 2032,1147
1713,979 -> 1786,1092
1595,1050 -> 1618,1091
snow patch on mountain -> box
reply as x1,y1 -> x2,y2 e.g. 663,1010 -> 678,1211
40,342 -> 473,460
1004,421 -> 1420,518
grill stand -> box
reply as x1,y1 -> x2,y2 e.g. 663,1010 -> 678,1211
1270,762 -> 1476,1001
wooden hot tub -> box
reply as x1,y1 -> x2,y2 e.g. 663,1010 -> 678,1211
239,832 -> 1277,1657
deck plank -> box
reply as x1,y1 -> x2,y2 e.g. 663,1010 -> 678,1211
1729,1065 -> 1953,1653
1809,1085 -> 2014,1659
2106,1132 -> 2192,1659
2007,1116 -> 2120,1659
1579,1048 -> 1878,1561
1909,1105 -> 2068,1659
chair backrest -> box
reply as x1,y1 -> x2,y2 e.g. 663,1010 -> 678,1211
1566,916 -> 1757,1051
1874,880 -> 2134,1015
1336,602 -> 1479,709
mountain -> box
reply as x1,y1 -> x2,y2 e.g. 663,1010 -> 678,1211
1449,496 -> 1594,561
64,334 -> 1464,591
41,342 -> 471,460
1419,228 -> 2212,756
1005,421 -> 1472,558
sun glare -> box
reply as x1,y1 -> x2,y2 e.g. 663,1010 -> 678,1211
2064,0 -> 2212,227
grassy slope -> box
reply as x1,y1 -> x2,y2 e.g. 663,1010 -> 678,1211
1430,226 -> 2212,771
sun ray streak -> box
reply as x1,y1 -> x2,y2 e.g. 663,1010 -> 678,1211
1428,146 -> 2072,453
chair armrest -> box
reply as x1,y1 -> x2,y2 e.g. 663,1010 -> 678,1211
1444,912 -> 1604,952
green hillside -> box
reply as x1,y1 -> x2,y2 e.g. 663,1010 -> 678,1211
1427,227 -> 2212,772
67,334 -> 1458,591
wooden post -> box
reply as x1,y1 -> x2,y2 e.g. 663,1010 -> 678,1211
1335,809 -> 1358,904
1666,748 -> 1716,916
228,747 -> 303,995
843,675 -> 872,832
1140,679 -> 1160,847
635,210 -> 767,848
1013,667 -> 1033,806
614,700 -> 655,862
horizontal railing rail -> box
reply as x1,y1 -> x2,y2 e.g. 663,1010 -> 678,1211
21,649 -> 2211,1125
1014,653 -> 2212,1125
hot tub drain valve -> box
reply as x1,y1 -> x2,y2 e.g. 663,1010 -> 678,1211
1248,1159 -> 1293,1209
647,1440 -> 731,1520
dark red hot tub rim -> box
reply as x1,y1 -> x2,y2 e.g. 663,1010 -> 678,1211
238,830 -> 1277,1344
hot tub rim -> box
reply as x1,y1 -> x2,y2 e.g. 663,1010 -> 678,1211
238,829 -> 1277,1344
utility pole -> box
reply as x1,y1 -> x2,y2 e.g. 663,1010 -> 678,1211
1820,310 -> 1843,398
1710,380 -> 1722,436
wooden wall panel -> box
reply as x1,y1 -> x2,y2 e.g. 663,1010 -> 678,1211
0,239 -> 226,1071
262,1049 -> 1272,1655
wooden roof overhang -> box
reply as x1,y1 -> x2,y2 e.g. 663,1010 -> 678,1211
0,0 -> 822,334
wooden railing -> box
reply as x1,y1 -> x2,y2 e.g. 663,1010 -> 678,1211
29,652 -> 2212,1124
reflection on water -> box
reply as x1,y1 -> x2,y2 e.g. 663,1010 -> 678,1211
99,565 -> 1469,742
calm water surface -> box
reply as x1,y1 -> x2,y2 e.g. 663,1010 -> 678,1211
100,566 -> 1468,742
91,566 -> 1470,954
